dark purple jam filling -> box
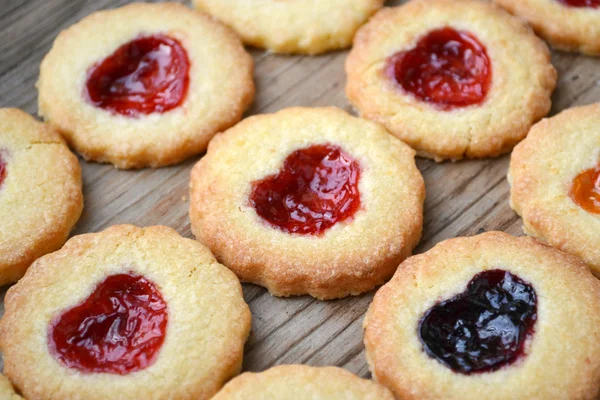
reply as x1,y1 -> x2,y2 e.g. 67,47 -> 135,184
419,269 -> 537,374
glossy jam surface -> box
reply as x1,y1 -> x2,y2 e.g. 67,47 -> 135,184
557,0 -> 600,8
49,274 -> 168,375
570,164 -> 600,214
419,270 -> 537,374
250,144 -> 361,235
390,27 -> 491,110
85,35 -> 190,117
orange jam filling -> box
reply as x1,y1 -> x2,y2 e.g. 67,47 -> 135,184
570,164 -> 600,214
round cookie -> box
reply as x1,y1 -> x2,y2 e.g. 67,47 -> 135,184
493,0 -> 600,56
193,0 -> 384,55
38,2 -> 255,169
346,0 -> 557,161
0,374 -> 22,400
364,232 -> 600,400
0,108 -> 82,286
0,225 -> 251,400
509,103 -> 600,276
212,365 -> 395,400
190,107 -> 424,300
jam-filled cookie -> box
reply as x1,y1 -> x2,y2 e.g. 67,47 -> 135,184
0,225 -> 251,400
364,232 -> 600,400
494,0 -> 600,55
509,103 -> 600,276
193,0 -> 384,55
346,0 -> 557,161
212,365 -> 394,399
0,108 -> 82,286
38,3 -> 255,169
0,374 -> 22,400
190,107 -> 424,300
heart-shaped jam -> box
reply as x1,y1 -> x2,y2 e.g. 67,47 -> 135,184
85,34 -> 190,117
389,27 -> 491,110
49,273 -> 168,375
250,144 -> 361,236
570,163 -> 600,214
419,270 -> 537,374
557,0 -> 600,7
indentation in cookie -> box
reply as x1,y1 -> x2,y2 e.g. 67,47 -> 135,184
419,269 -> 537,374
388,27 -> 491,110
250,144 -> 361,235
557,0 -> 600,8
49,273 -> 168,375
85,35 -> 190,117
570,163 -> 600,214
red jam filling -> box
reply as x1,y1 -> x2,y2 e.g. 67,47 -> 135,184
0,154 -> 6,189
49,273 -> 168,375
389,27 -> 492,110
557,0 -> 600,7
570,163 -> 600,214
85,34 -> 190,117
419,270 -> 537,374
250,144 -> 361,236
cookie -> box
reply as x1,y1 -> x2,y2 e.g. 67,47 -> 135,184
211,365 -> 394,400
0,108 -> 82,286
364,232 -> 600,400
193,0 -> 384,55
0,374 -> 22,400
346,0 -> 557,161
494,0 -> 600,55
190,107 -> 424,300
509,103 -> 600,276
38,2 -> 255,169
0,225 -> 251,400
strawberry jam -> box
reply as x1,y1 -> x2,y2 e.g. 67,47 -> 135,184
389,27 -> 491,110
570,163 -> 600,214
557,0 -> 600,7
419,270 -> 537,374
0,155 -> 6,189
250,144 -> 361,236
85,34 -> 190,117
49,273 -> 168,375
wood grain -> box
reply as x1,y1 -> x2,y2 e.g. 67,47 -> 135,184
0,0 -> 599,381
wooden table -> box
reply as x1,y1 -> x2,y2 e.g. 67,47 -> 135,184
0,0 -> 598,378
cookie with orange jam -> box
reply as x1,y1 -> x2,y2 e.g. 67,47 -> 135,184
364,232 -> 600,399
193,0 -> 384,55
509,103 -> 600,276
494,0 -> 600,55
0,225 -> 251,400
38,3 -> 254,169
189,107 -> 424,300
212,365 -> 394,400
346,0 -> 557,161
0,108 -> 82,286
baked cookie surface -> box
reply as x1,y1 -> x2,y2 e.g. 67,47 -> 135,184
494,0 -> 600,55
189,107 -> 424,300
0,374 -> 22,400
0,225 -> 251,400
346,0 -> 557,161
193,0 -> 384,55
211,365 -> 394,400
364,232 -> 600,400
0,108 -> 82,286
509,103 -> 600,276
38,2 -> 254,169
